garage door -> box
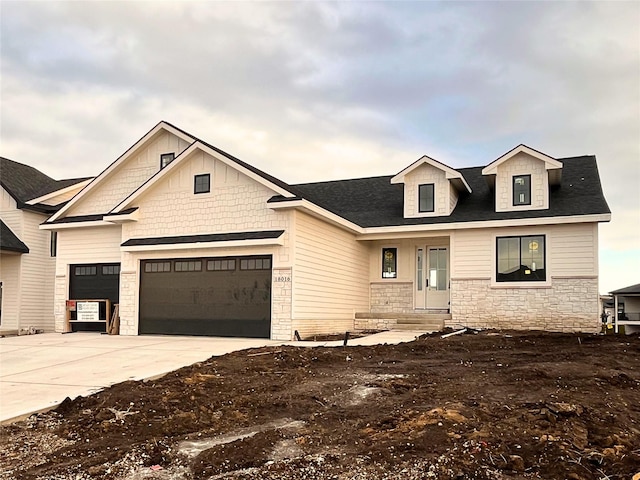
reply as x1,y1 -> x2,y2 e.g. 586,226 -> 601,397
69,263 -> 120,331
139,255 -> 271,337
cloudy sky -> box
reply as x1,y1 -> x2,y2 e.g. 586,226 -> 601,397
1,1 -> 638,294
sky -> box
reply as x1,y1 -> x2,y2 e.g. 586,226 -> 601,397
1,1 -> 638,295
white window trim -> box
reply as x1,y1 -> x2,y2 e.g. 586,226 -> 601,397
490,231 -> 552,288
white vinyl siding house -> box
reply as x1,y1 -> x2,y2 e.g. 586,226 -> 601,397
39,123 -> 610,339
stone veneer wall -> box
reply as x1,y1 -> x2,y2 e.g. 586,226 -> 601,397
118,272 -> 137,335
271,267 -> 293,340
54,275 -> 67,332
354,316 -> 398,331
450,277 -> 600,332
370,282 -> 414,314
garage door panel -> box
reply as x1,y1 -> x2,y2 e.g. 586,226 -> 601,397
139,256 -> 271,337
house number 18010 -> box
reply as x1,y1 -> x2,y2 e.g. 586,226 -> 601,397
275,276 -> 291,282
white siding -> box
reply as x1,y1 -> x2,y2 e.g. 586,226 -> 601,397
451,223 -> 598,280
0,254 -> 21,329
17,211 -> 56,331
67,131 -> 191,216
1,187 -> 17,211
495,152 -> 549,212
403,164 -> 450,218
292,211 -> 369,336
39,183 -> 87,206
55,225 -> 123,276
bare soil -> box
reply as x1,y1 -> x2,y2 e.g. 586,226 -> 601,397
1,330 -> 639,480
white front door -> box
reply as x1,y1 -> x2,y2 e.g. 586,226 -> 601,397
415,246 -> 449,310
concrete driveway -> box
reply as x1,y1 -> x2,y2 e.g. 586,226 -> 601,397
0,330 -> 428,423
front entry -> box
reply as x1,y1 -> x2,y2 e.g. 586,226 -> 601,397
415,246 -> 449,310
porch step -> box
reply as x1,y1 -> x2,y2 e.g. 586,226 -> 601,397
355,312 -> 449,332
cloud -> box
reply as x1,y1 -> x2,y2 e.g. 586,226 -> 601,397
1,0 -> 638,293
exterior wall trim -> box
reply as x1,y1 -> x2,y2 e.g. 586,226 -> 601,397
120,237 -> 285,252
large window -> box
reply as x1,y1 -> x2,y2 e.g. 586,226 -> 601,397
419,184 -> 434,213
496,235 -> 545,282
382,248 -> 397,278
513,175 -> 531,206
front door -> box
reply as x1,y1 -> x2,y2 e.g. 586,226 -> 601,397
415,246 -> 449,310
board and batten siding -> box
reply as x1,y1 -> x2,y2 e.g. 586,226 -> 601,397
67,131 -> 191,217
16,211 -> 56,331
292,211 -> 369,336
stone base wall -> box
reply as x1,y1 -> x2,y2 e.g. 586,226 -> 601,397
271,267 -> 293,340
370,282 -> 414,314
354,316 -> 398,331
450,277 -> 600,332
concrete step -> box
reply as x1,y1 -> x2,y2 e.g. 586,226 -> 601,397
393,322 -> 444,331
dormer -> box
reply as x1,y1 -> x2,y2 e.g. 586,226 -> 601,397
482,145 -> 562,212
391,155 -> 471,218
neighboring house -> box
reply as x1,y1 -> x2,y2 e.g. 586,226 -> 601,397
41,121 -> 611,339
0,157 -> 90,332
610,283 -> 640,334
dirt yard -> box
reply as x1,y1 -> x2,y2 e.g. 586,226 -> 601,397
1,330 -> 639,480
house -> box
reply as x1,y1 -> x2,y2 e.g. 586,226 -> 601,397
41,121 -> 611,339
0,157 -> 90,332
610,283 -> 640,334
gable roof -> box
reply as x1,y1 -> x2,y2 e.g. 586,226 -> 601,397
285,155 -> 609,228
481,144 -> 563,186
390,155 -> 472,193
0,220 -> 29,253
0,157 -> 89,212
49,121 -> 301,222
110,138 -> 298,214
610,283 -> 640,295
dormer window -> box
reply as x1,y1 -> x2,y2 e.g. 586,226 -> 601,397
418,184 -> 435,213
160,153 -> 175,169
513,175 -> 531,206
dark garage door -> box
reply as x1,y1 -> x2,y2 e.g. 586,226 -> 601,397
69,263 -> 120,331
139,255 -> 271,338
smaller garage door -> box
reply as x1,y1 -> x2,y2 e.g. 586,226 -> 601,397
139,255 -> 271,337
69,263 -> 120,331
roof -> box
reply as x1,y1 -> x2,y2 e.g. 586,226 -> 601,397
0,157 -> 89,211
610,283 -> 640,295
0,220 -> 29,253
285,155 -> 610,228
121,230 -> 284,247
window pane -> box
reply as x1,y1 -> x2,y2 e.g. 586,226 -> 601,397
513,175 -> 531,205
382,248 -> 397,278
497,235 -> 545,282
419,184 -> 434,212
416,249 -> 423,291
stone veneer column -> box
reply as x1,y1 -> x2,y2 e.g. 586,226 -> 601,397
118,272 -> 137,335
54,275 -> 67,332
271,267 -> 293,340
450,278 -> 599,332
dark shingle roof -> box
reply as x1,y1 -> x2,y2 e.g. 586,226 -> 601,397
610,283 -> 640,295
285,155 -> 610,228
0,220 -> 29,253
121,230 -> 284,247
0,157 -> 90,211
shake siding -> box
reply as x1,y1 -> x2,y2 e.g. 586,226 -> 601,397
1,187 -> 17,211
40,186 -> 85,206
56,225 -> 122,275
67,131 -> 191,216
292,211 -> 369,335
0,255 -> 21,329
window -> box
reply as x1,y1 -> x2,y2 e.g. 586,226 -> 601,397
382,248 -> 397,278
74,266 -> 97,276
144,261 -> 171,273
175,260 -> 202,272
50,231 -> 57,257
160,153 -> 175,169
513,175 -> 531,206
418,184 -> 434,213
240,257 -> 272,270
207,259 -> 236,271
194,174 -> 210,194
496,235 -> 545,282
102,265 -> 120,275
